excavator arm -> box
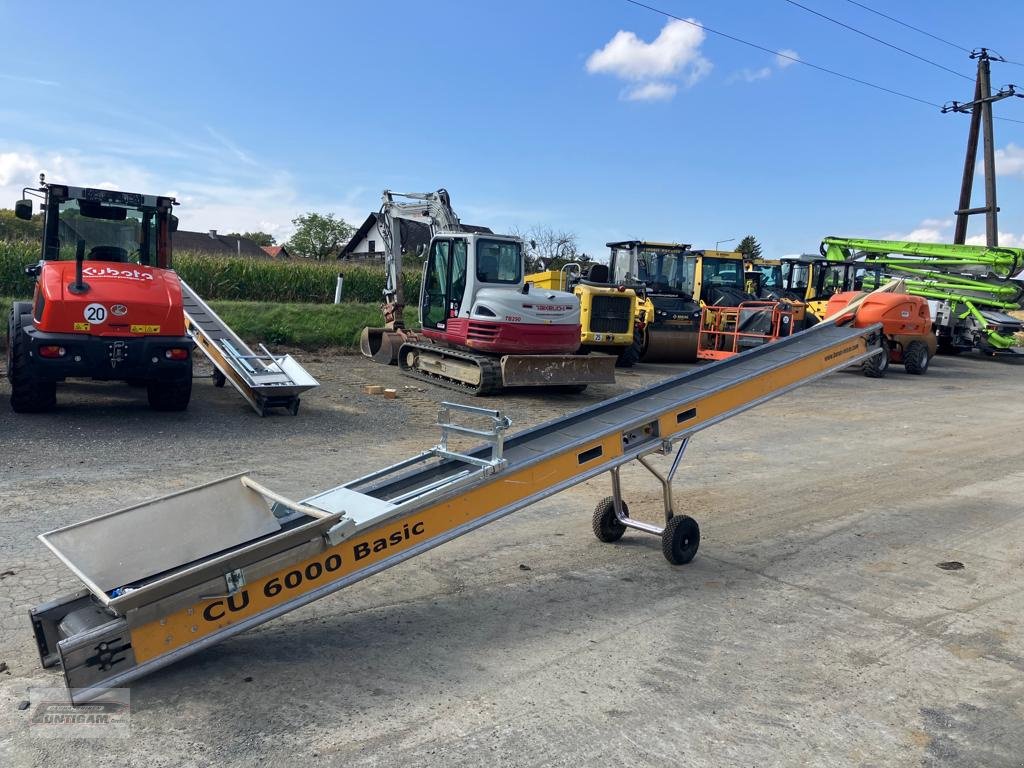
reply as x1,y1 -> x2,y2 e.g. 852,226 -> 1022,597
376,189 -> 463,329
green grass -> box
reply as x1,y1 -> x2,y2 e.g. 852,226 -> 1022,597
207,301 -> 418,350
0,296 -> 417,352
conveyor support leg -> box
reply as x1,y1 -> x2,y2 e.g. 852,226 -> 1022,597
610,437 -> 691,536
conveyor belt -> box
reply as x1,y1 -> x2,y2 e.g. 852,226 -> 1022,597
180,279 -> 318,415
30,321 -> 880,703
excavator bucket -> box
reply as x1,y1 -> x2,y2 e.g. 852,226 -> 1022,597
499,354 -> 617,388
359,327 -> 403,364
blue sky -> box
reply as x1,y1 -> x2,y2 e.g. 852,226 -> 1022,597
2,0 -> 1023,258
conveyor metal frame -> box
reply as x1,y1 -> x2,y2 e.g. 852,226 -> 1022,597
179,279 -> 319,415
29,321 -> 881,703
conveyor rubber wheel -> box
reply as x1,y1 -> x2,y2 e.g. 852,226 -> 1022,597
903,341 -> 929,375
661,515 -> 700,565
862,340 -> 889,378
592,496 -> 628,543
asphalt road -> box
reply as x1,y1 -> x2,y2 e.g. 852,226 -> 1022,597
0,351 -> 1021,767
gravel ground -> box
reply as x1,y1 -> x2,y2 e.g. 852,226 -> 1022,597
0,349 -> 1022,767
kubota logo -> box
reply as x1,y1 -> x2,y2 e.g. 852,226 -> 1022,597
82,266 -> 154,281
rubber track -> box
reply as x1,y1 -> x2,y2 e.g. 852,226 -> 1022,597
397,342 -> 504,396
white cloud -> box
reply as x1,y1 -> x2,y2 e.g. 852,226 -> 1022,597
992,143 -> 1024,177
965,231 -> 1024,247
729,67 -> 772,84
887,217 -> 1022,248
776,49 -> 800,68
587,19 -> 708,80
623,82 -> 678,102
728,48 -> 800,85
586,19 -> 711,101
0,145 -> 366,243
0,73 -> 60,87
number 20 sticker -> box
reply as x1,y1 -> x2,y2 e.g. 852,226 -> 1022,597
84,303 -> 107,324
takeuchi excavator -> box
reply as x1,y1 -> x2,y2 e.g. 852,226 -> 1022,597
359,190 -> 615,394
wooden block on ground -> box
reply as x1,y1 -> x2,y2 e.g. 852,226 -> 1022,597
363,385 -> 384,395
383,389 -> 397,399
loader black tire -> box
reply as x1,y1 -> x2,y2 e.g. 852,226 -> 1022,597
8,306 -> 57,413
862,340 -> 889,378
615,330 -> 644,368
592,496 -> 628,543
903,341 -> 930,375
147,373 -> 192,411
662,514 -> 700,565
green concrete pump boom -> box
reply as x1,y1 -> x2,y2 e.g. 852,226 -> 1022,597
821,237 -> 1024,353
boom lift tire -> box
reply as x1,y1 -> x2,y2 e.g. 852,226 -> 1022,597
862,340 -> 889,378
147,374 -> 192,412
592,496 -> 629,542
662,514 -> 701,565
7,305 -> 57,414
903,341 -> 930,375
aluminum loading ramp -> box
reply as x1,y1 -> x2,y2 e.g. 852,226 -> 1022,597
30,322 -> 880,703
179,279 -> 318,415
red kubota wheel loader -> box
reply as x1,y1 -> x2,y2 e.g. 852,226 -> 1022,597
7,177 -> 193,412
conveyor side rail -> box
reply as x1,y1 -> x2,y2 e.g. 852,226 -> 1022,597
30,321 -> 881,702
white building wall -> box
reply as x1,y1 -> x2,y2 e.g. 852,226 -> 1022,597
347,220 -> 387,257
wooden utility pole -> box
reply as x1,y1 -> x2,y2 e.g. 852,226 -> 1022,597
944,49 -> 1021,247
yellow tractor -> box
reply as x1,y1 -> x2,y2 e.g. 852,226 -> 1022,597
526,263 -> 643,367
607,241 -> 749,363
779,255 -> 875,320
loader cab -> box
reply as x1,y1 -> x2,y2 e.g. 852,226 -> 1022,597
19,182 -> 177,269
745,259 -> 784,298
690,250 -> 748,305
608,241 -> 693,296
420,233 -> 523,331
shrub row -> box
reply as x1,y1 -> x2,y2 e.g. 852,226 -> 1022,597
0,241 -> 420,304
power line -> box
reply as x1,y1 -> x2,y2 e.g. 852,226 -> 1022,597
783,0 -> 974,82
842,1 -> 1024,70
841,0 -> 972,54
622,0 -> 942,109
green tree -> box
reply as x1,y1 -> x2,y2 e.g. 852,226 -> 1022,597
286,213 -> 354,260
0,209 -> 44,241
735,235 -> 762,259
225,231 -> 277,247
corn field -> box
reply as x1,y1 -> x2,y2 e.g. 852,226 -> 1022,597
0,241 -> 421,304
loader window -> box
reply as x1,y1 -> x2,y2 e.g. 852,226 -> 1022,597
423,239 -> 451,329
638,249 -> 692,295
476,239 -> 522,284
815,263 -> 848,299
784,262 -> 810,293
58,199 -> 152,264
450,239 -> 468,310
702,258 -> 745,290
